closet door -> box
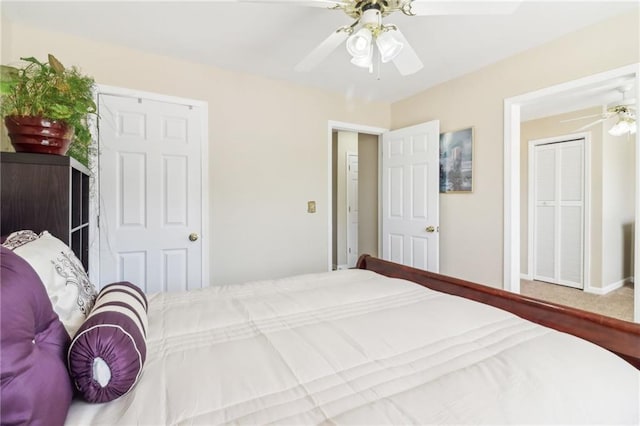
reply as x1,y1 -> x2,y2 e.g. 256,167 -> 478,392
98,93 -> 205,293
533,139 -> 584,289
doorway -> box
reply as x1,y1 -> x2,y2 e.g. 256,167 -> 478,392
346,152 -> 359,268
328,120 -> 441,273
504,63 -> 640,322
331,130 -> 380,269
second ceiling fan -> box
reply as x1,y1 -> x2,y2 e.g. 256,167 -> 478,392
561,87 -> 637,136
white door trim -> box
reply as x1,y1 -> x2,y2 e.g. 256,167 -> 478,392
89,84 -> 209,287
503,63 -> 640,322
527,133 -> 591,290
327,121 -> 387,271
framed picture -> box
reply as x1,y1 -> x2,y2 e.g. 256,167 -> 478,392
439,127 -> 473,193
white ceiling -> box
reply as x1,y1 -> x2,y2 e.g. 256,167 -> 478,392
1,1 -> 638,106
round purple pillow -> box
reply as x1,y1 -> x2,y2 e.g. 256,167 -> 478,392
67,282 -> 148,403
0,246 -> 73,425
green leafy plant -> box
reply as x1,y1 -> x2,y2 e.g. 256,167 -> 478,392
0,54 -> 96,166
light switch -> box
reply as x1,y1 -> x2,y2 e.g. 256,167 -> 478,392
307,201 -> 316,213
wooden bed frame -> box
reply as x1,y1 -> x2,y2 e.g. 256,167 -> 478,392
357,255 -> 640,369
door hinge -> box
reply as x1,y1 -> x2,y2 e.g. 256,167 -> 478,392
348,206 -> 351,212
97,215 -> 100,228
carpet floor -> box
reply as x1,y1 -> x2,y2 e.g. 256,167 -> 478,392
520,279 -> 634,322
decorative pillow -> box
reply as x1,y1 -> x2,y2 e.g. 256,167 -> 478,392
68,282 -> 148,403
0,246 -> 73,426
2,230 -> 98,337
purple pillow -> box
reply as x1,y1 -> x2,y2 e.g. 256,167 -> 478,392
0,246 -> 73,426
68,282 -> 148,403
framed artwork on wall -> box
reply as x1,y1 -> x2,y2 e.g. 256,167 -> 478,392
440,127 -> 474,193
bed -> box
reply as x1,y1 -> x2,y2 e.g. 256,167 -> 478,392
2,235 -> 639,424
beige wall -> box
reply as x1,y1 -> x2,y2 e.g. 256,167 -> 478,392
602,118 -> 636,286
520,107 -> 604,287
358,133 -> 379,258
3,10 -> 638,288
1,19 -> 390,285
391,9 -> 639,287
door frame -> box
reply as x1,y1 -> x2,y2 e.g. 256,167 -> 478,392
503,63 -> 640,322
89,84 -> 210,287
327,121 -> 387,271
527,133 -> 591,290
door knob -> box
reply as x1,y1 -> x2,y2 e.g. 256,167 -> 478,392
426,226 -> 435,233
189,233 -> 199,242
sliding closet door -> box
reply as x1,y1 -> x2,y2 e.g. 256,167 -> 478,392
532,139 -> 584,289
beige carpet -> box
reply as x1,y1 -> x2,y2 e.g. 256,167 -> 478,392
520,279 -> 634,322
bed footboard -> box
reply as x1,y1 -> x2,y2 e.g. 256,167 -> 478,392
357,255 -> 640,369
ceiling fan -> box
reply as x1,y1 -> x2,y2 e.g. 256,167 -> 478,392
243,0 -> 522,76
561,87 -> 637,136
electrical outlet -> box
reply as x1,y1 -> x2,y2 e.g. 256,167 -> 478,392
307,201 -> 316,213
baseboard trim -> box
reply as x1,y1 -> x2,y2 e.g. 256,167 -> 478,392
520,273 -> 532,280
336,264 -> 349,270
584,277 -> 631,295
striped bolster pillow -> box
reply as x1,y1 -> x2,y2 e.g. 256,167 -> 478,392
67,282 -> 148,403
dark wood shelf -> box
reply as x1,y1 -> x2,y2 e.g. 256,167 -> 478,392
1,152 -> 91,270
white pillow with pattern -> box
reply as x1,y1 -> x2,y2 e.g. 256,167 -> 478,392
2,230 -> 97,337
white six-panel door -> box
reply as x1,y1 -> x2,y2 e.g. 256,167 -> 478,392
98,93 -> 204,293
382,120 -> 440,272
532,139 -> 584,289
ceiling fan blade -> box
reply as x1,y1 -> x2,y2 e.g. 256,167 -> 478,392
238,0 -> 347,7
407,0 -> 522,16
295,29 -> 349,72
576,118 -> 607,131
390,29 -> 423,76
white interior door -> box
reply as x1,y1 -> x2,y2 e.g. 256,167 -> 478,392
98,93 -> 204,293
532,139 -> 584,289
347,153 -> 359,268
382,120 -> 440,272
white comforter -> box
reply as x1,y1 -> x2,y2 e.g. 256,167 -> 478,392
66,269 -> 639,425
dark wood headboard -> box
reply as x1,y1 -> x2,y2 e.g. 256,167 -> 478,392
357,255 -> 640,369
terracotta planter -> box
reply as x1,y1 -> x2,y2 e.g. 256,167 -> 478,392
4,116 -> 74,156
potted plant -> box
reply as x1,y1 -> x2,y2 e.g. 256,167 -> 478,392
0,54 -> 96,166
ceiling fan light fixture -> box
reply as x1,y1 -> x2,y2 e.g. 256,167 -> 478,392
346,28 -> 373,58
350,46 -> 373,71
376,30 -> 403,63
608,118 -> 636,137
